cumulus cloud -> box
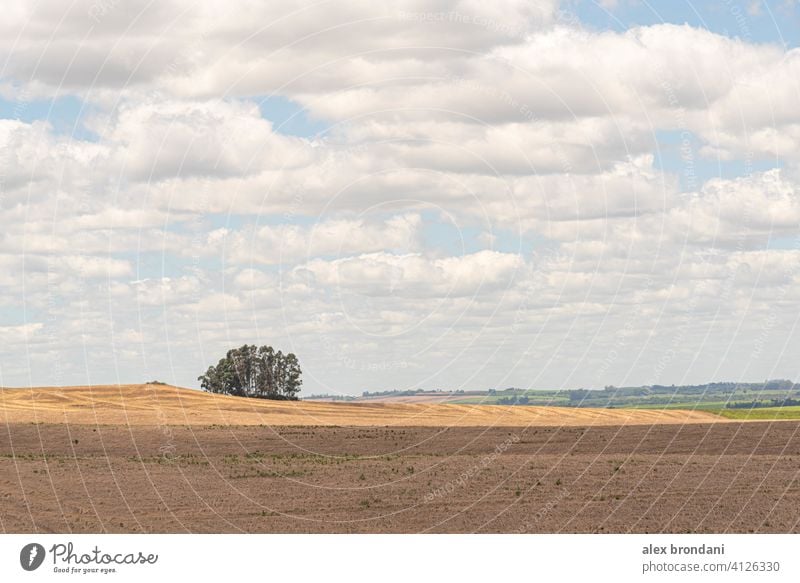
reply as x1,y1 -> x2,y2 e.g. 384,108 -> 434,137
302,250 -> 524,297
213,213 -> 423,265
60,255 -> 132,278
0,323 -> 44,342
0,0 -> 558,96
104,100 -> 310,180
667,169 -> 800,246
1,1 -> 799,390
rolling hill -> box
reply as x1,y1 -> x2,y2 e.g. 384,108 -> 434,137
0,384 -> 730,427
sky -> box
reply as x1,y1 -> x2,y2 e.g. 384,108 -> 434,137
0,0 -> 799,395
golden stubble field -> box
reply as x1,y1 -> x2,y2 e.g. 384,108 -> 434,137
0,384 -> 727,427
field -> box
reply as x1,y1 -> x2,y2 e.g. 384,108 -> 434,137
0,384 -> 726,427
712,406 -> 800,420
1,385 -> 799,533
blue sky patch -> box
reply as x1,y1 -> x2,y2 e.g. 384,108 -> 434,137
568,0 -> 799,47
0,94 -> 98,141
257,95 -> 330,138
653,129 -> 782,191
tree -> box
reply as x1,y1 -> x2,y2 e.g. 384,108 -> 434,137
198,344 -> 302,400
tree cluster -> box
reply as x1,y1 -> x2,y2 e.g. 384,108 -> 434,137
198,344 -> 302,400
726,398 -> 800,409
497,395 -> 529,405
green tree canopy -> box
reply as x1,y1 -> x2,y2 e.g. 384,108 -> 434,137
198,344 -> 302,400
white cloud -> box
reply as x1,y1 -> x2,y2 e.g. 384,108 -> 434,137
1,2 -> 799,391
0,0 -> 558,96
105,100 -> 310,181
302,250 -> 524,297
0,323 -> 44,341
61,255 -> 132,278
216,213 -> 423,265
130,276 -> 204,306
666,169 -> 800,246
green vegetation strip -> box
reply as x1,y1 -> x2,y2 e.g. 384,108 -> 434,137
710,406 -> 800,420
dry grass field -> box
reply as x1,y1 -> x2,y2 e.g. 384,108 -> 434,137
3,384 -> 799,534
0,384 -> 727,427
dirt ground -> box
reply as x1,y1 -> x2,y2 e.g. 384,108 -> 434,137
2,421 -> 799,533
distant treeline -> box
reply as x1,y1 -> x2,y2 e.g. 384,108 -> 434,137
363,381 -> 798,400
595,379 -> 798,397
726,398 -> 800,409
308,380 -> 800,408
304,394 -> 357,401
360,388 -> 469,397
497,395 -> 530,405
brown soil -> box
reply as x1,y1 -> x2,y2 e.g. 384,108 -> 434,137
2,421 -> 799,533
